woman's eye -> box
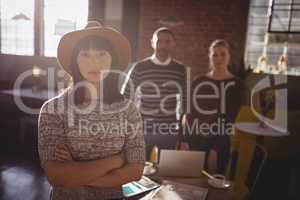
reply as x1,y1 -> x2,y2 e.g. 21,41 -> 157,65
80,52 -> 89,57
98,51 -> 106,56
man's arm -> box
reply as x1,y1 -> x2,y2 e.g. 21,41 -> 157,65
182,65 -> 189,114
43,153 -> 124,187
177,114 -> 190,150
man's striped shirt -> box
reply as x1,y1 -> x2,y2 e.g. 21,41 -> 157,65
121,57 -> 188,134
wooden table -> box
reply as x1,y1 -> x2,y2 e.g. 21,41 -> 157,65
0,88 -> 56,100
235,122 -> 289,137
0,88 -> 57,110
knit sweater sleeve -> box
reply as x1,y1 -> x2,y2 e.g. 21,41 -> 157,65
123,101 -> 146,164
38,97 -> 66,167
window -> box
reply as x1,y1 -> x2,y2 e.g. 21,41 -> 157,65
0,0 -> 88,57
0,0 -> 34,55
245,0 -> 300,75
44,0 -> 88,57
104,0 -> 123,31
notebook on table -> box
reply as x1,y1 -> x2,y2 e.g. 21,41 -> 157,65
122,176 -> 160,198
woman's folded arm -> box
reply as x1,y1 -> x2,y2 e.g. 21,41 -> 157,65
87,163 -> 144,188
43,153 -> 124,187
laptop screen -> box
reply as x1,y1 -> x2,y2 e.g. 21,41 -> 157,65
158,149 -> 206,178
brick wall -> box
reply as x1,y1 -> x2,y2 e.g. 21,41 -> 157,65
137,0 -> 250,78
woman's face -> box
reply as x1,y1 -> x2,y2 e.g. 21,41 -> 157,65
77,49 -> 112,84
209,46 -> 230,70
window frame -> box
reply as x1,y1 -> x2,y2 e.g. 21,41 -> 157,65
0,0 -> 89,57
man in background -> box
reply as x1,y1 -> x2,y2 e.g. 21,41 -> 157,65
121,27 -> 188,159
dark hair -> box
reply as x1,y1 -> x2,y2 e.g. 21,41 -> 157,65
152,27 -> 175,40
69,35 -> 124,105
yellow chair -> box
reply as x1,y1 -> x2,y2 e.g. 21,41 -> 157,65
229,105 -> 260,199
149,145 -> 159,164
245,144 -> 268,199
228,141 -> 268,200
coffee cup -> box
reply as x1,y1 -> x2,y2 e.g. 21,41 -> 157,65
211,174 -> 226,187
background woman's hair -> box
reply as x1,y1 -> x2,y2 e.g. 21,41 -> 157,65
209,39 -> 230,53
68,35 -> 124,105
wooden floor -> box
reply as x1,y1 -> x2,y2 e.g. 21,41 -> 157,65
0,156 -> 51,200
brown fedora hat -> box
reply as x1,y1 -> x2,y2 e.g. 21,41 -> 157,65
84,20 -> 103,28
57,24 -> 131,75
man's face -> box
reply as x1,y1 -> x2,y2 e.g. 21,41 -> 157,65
151,32 -> 175,60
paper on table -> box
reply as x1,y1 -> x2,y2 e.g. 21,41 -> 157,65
139,180 -> 208,200
122,176 -> 160,198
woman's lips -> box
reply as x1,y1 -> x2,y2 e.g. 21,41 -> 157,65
88,72 -> 101,75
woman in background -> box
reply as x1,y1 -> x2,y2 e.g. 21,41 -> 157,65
180,39 -> 245,174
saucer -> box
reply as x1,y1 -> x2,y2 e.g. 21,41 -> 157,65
208,178 -> 231,189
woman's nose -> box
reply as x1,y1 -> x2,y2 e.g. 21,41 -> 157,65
90,56 -> 101,64
89,58 -> 101,69
90,55 -> 98,62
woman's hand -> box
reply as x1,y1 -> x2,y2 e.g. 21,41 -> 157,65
55,144 -> 73,162
44,148 -> 127,187
111,153 -> 125,169
55,144 -> 124,168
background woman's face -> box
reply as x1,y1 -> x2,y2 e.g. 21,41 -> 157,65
209,46 -> 230,70
77,49 -> 112,84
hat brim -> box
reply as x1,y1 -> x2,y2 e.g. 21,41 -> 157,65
57,27 -> 131,75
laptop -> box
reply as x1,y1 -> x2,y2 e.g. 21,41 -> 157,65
157,149 -> 206,178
